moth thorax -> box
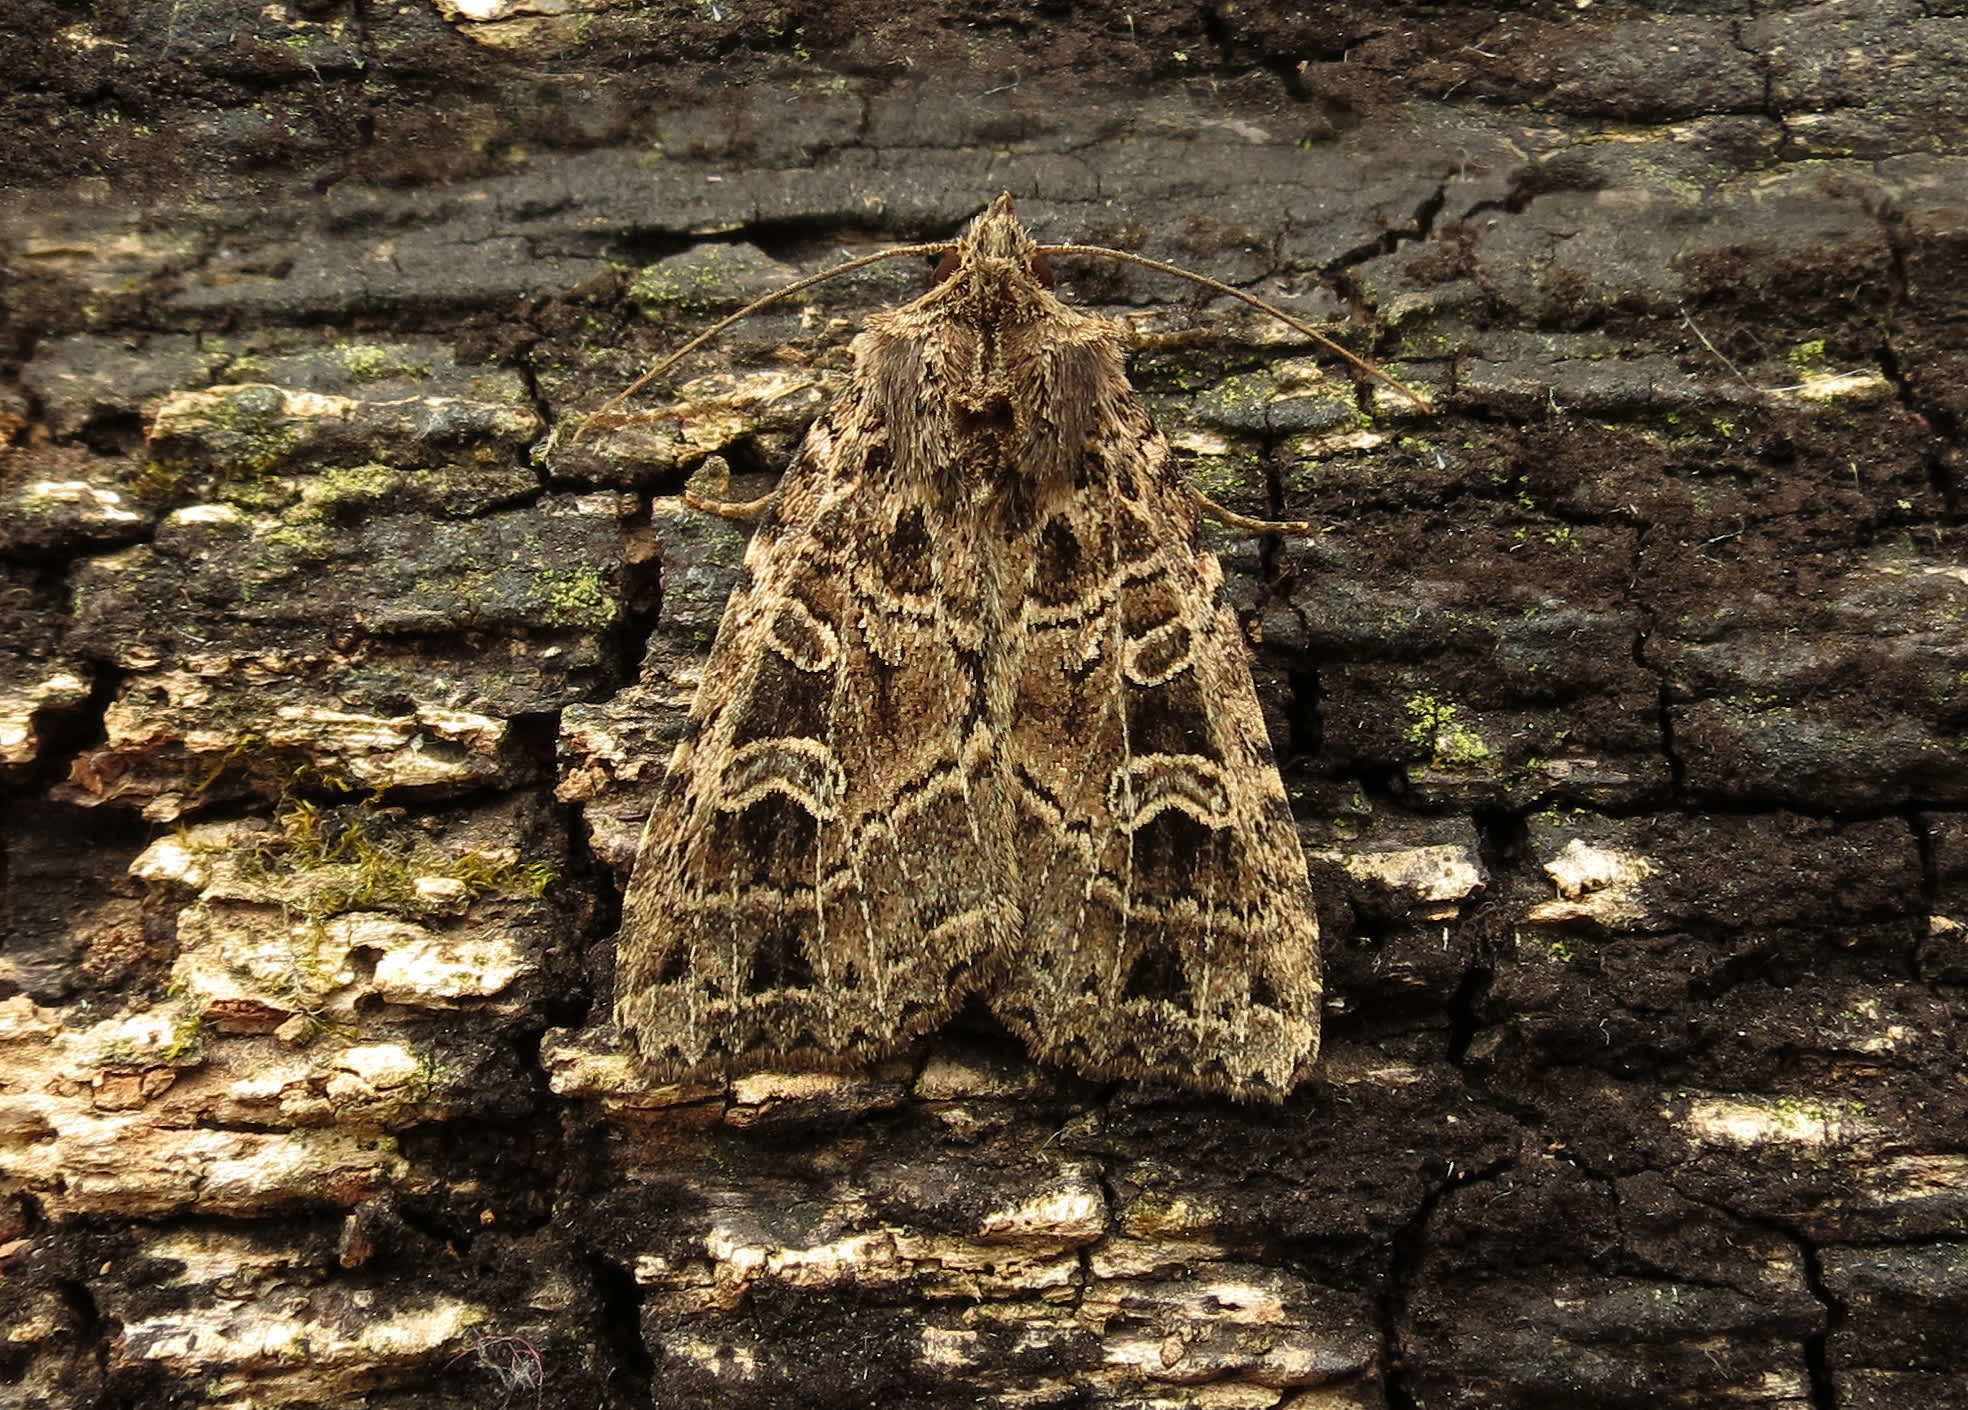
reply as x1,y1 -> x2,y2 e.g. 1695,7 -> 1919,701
955,256 -> 1045,316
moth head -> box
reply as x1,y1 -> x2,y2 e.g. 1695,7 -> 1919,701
937,192 -> 1055,293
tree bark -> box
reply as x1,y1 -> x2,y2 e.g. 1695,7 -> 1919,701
2,2 -> 1964,1406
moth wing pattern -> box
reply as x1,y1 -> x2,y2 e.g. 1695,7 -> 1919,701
613,388 -> 1016,1074
615,193 -> 1323,1097
983,320 -> 1323,1098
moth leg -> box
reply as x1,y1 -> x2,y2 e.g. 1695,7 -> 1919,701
682,487 -> 782,521
1187,487 -> 1319,538
1131,327 -> 1211,354
679,455 -> 784,521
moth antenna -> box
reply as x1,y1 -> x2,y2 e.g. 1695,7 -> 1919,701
1039,243 -> 1434,412
577,241 -> 955,440
1189,489 -> 1321,538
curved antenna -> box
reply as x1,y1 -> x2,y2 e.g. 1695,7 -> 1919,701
1040,243 -> 1432,412
581,231 -> 1433,436
575,241 -> 954,441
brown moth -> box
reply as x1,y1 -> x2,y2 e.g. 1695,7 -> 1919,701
614,194 -> 1323,1099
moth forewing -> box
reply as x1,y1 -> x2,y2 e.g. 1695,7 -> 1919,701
614,416 -> 1016,1072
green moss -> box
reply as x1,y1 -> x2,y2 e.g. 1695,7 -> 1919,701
332,344 -> 433,381
206,471 -> 302,515
628,247 -> 766,311
1404,693 -> 1493,769
100,998 -> 209,1069
447,850 -> 557,899
1193,373 -> 1260,419
288,759 -> 362,795
1186,456 -> 1254,502
197,385 -> 306,476
534,564 -> 616,630
303,463 -> 404,514
260,519 -> 337,554
196,731 -> 270,794
156,999 -> 209,1063
265,927 -> 356,1039
246,799 -> 556,923
129,458 -> 194,503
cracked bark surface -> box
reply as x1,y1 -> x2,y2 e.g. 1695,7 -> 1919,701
3,1 -> 1966,1407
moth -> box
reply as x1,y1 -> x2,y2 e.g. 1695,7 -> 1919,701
610,194 -> 1391,1099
